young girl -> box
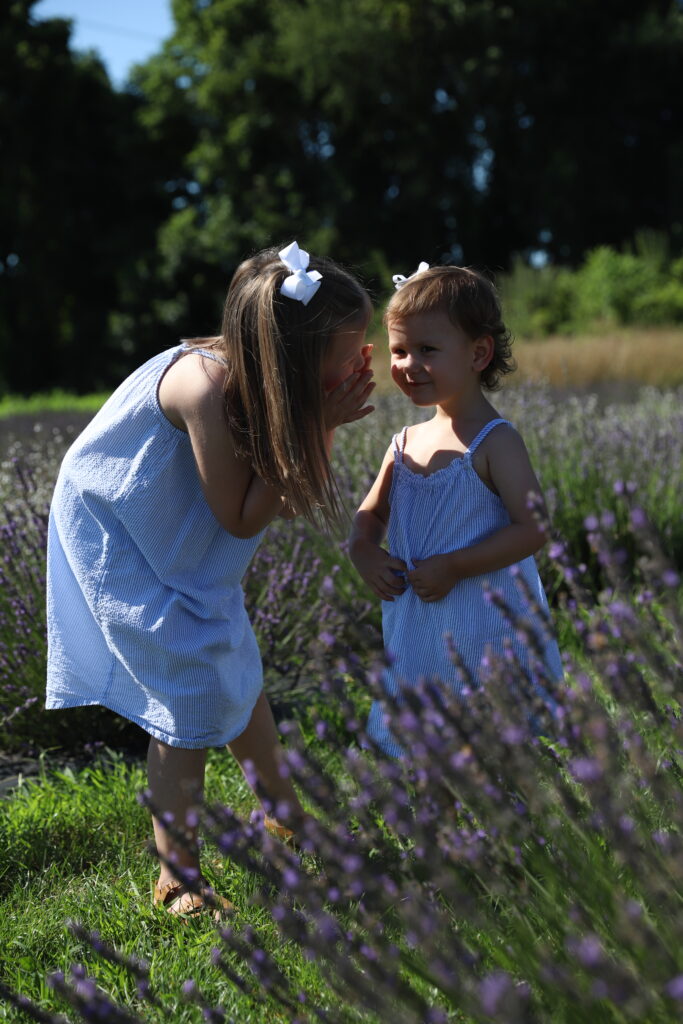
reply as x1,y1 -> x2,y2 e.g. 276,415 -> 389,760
349,263 -> 562,758
46,241 -> 374,916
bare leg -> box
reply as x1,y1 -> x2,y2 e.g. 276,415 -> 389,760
147,738 -> 207,910
228,689 -> 306,823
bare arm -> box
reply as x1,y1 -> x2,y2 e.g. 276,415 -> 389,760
159,353 -> 285,538
161,349 -> 376,535
349,446 -> 407,601
408,427 -> 549,602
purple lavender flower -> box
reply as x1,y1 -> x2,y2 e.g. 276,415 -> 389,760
569,757 -> 604,783
479,971 -> 513,1014
665,975 -> 683,1000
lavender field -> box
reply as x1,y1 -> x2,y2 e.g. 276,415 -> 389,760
1,383 -> 683,1023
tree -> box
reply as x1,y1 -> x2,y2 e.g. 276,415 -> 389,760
133,0 -> 683,306
467,0 -> 683,265
0,0 -> 168,393
3,0 -> 681,393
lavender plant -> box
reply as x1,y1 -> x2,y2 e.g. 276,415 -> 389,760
1,405 -> 683,1022
496,383 -> 683,584
0,382 -> 681,752
143,509 -> 681,1023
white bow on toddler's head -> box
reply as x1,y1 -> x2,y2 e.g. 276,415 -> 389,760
392,261 -> 430,290
278,241 -> 323,306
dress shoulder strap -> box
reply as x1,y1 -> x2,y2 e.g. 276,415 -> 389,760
391,425 -> 409,462
466,418 -> 512,456
181,344 -> 229,368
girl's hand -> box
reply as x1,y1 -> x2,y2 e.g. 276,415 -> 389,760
350,537 -> 407,601
324,365 -> 375,430
407,554 -> 460,603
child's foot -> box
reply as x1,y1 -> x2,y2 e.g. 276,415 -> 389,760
153,878 -> 233,922
263,811 -> 318,852
264,815 -> 298,847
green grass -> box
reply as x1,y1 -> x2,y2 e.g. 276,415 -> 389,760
0,751 -> 332,1023
0,739 -> 481,1024
0,390 -> 109,418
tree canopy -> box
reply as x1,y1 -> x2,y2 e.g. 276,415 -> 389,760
1,0 -> 681,392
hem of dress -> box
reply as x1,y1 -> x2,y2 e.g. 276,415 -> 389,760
45,690 -> 261,750
367,735 -> 406,760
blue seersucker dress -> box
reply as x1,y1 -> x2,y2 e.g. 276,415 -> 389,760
367,418 -> 563,758
46,345 -> 265,748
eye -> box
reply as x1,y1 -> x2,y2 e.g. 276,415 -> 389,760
420,345 -> 435,354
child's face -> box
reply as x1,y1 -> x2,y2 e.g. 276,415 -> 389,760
388,310 -> 479,407
322,320 -> 370,391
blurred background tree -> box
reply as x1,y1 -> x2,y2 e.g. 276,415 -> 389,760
0,0 -> 169,392
1,0 -> 681,393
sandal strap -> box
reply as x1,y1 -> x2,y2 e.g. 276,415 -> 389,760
154,880 -> 198,910
264,816 -> 298,846
153,879 -> 234,916
154,880 -> 185,905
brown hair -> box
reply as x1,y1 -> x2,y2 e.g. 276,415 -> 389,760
207,245 -> 371,527
385,265 -> 514,391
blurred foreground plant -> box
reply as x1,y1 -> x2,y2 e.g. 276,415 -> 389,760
177,521 -> 682,1023
200,509 -> 679,1021
6,506 -> 680,1023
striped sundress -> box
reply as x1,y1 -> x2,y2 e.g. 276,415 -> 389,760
367,418 -> 563,758
46,345 -> 265,749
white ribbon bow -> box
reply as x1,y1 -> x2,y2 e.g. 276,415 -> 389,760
392,261 -> 430,290
279,241 -> 323,306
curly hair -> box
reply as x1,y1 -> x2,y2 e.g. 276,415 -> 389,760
385,265 -> 514,391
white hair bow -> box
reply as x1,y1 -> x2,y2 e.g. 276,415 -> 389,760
392,261 -> 430,290
278,241 -> 323,306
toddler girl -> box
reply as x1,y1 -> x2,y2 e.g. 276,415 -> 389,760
47,242 -> 374,915
349,263 -> 562,758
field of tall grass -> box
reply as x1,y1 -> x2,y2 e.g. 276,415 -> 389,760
1,364 -> 682,1022
368,326 -> 683,395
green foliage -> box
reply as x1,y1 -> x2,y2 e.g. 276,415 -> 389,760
501,235 -> 683,337
498,256 -> 575,337
5,0 -> 683,393
632,256 -> 683,326
0,390 -> 108,418
0,0 -> 171,396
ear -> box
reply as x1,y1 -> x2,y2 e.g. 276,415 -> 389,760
471,334 -> 494,372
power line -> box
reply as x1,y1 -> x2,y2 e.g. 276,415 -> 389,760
57,17 -> 166,44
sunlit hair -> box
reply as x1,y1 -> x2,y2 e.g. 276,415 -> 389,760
192,246 -> 371,528
385,266 -> 514,391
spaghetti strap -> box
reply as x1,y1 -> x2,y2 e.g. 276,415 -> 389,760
182,345 -> 229,368
392,425 -> 409,462
466,418 -> 511,457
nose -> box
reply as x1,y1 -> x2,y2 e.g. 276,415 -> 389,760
400,351 -> 420,371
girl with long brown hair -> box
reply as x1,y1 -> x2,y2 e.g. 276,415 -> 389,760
46,242 -> 374,918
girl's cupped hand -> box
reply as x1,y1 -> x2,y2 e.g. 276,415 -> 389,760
324,346 -> 375,429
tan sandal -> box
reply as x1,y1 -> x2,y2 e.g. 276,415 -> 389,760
153,879 -> 233,922
264,815 -> 299,849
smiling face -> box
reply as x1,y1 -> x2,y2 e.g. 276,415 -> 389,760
388,310 -> 487,410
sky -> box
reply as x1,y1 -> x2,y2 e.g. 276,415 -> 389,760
34,0 -> 174,87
